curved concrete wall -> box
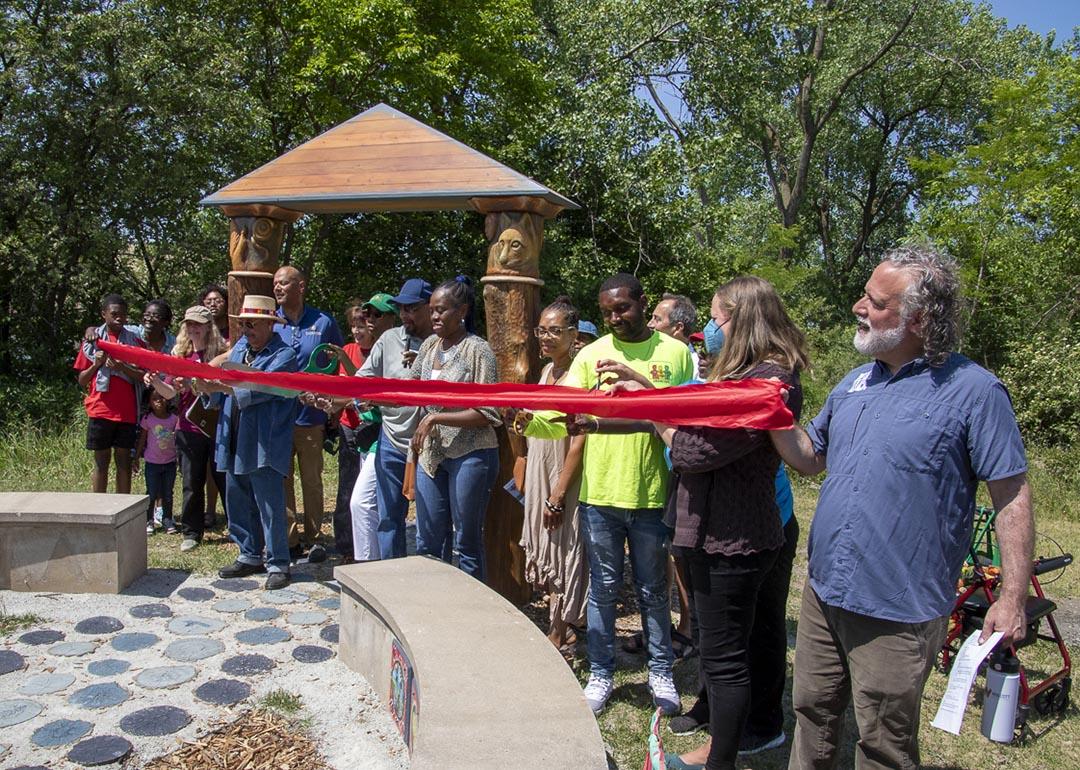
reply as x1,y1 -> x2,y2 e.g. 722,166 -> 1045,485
336,556 -> 607,769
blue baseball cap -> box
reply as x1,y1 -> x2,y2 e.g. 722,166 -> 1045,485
392,278 -> 433,306
577,320 -> 599,338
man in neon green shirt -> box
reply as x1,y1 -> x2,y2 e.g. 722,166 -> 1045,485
525,273 -> 693,715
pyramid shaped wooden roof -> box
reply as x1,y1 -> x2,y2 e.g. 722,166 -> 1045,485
200,103 -> 577,215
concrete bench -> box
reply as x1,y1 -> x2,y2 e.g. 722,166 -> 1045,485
0,492 -> 147,593
336,556 -> 607,770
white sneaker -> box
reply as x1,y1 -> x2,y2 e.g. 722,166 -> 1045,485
583,674 -> 614,714
146,522 -> 155,535
180,538 -> 199,552
648,672 -> 681,716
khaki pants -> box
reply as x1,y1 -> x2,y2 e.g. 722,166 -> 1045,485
789,582 -> 948,770
285,424 -> 325,548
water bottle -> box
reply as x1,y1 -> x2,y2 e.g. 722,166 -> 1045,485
981,652 -> 1021,742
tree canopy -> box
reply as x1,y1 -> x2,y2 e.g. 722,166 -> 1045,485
1,0 -> 1075,444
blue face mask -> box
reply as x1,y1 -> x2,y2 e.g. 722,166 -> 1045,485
703,318 -> 725,354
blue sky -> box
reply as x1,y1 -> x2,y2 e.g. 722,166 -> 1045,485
988,0 -> 1077,40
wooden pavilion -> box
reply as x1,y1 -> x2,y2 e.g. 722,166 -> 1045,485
200,103 -> 578,602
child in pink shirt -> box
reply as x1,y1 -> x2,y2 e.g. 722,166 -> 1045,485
137,389 -> 179,534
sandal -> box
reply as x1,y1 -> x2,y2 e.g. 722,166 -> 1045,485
672,629 -> 697,660
621,626 -> 696,657
621,631 -> 645,653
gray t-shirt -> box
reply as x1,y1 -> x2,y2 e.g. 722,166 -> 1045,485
356,326 -> 427,453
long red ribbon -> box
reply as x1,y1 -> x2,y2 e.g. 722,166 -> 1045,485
99,340 -> 793,429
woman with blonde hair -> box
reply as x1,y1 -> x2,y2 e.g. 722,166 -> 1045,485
144,305 -> 226,551
661,276 -> 807,770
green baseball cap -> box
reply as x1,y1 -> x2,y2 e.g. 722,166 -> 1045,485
363,292 -> 397,314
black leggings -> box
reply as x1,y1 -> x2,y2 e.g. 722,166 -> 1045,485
176,430 -> 226,540
687,546 -> 779,770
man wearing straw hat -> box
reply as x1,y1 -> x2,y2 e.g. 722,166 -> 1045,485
195,294 -> 299,590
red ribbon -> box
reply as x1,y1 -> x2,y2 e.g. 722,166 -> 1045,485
99,340 -> 793,429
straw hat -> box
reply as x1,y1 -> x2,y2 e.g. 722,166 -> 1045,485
229,295 -> 284,323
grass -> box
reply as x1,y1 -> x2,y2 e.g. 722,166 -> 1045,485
0,610 -> 43,636
258,689 -> 304,715
2,416 -> 1079,768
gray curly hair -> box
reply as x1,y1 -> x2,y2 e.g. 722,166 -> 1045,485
882,244 -> 960,366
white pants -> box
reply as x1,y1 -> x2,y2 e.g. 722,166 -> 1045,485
350,451 -> 381,561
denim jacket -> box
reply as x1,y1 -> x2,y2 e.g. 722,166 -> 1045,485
211,336 -> 298,476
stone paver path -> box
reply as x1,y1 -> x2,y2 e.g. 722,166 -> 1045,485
1,569 -> 406,769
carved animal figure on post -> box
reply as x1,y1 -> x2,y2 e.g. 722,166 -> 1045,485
228,215 -> 287,273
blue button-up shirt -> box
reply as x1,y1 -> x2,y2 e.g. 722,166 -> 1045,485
806,353 -> 1027,623
275,305 -> 343,427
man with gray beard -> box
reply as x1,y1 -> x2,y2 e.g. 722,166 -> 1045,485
770,245 -> 1033,770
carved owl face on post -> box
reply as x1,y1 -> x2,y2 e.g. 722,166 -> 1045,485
229,216 -> 286,273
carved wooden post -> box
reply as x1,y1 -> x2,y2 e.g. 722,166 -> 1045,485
474,196 -> 563,604
221,204 -> 303,340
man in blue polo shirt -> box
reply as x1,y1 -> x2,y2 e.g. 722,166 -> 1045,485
273,265 -> 344,562
771,245 -> 1032,770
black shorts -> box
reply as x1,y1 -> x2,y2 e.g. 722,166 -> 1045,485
86,417 -> 138,451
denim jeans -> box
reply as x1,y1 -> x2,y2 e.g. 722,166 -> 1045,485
579,503 -> 674,679
373,434 -> 410,559
414,447 -> 499,580
144,460 -> 176,522
226,467 -> 290,573
175,429 -> 226,541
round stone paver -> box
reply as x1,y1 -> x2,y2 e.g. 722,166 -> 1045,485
111,632 -> 159,652
243,607 -> 281,622
119,705 -> 191,737
0,699 -> 43,727
177,587 -> 215,602
260,589 -> 307,605
88,659 -> 131,678
194,678 -> 251,706
129,603 -> 173,619
18,629 -> 65,645
220,653 -> 275,676
235,626 -> 291,645
0,649 -> 26,675
18,672 -> 76,695
291,645 -> 334,664
165,637 -> 224,662
320,624 -> 340,644
69,682 -> 128,710
50,641 -> 98,657
287,611 -> 328,626
213,598 -> 253,613
135,665 -> 196,689
316,596 -> 340,610
211,578 -> 259,592
168,615 -> 225,635
31,718 -> 93,747
74,616 -> 124,635
67,735 -> 132,766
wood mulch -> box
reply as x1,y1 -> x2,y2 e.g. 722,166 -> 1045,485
143,709 -> 327,770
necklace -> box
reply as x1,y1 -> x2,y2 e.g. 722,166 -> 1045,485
435,338 -> 463,367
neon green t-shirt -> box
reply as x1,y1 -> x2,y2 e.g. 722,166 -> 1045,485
526,331 -> 693,509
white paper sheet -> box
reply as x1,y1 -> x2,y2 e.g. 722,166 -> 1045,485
931,630 -> 1005,734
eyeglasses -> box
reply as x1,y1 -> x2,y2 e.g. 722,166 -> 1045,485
533,326 -> 570,338
239,321 -> 261,330
366,309 -> 386,319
